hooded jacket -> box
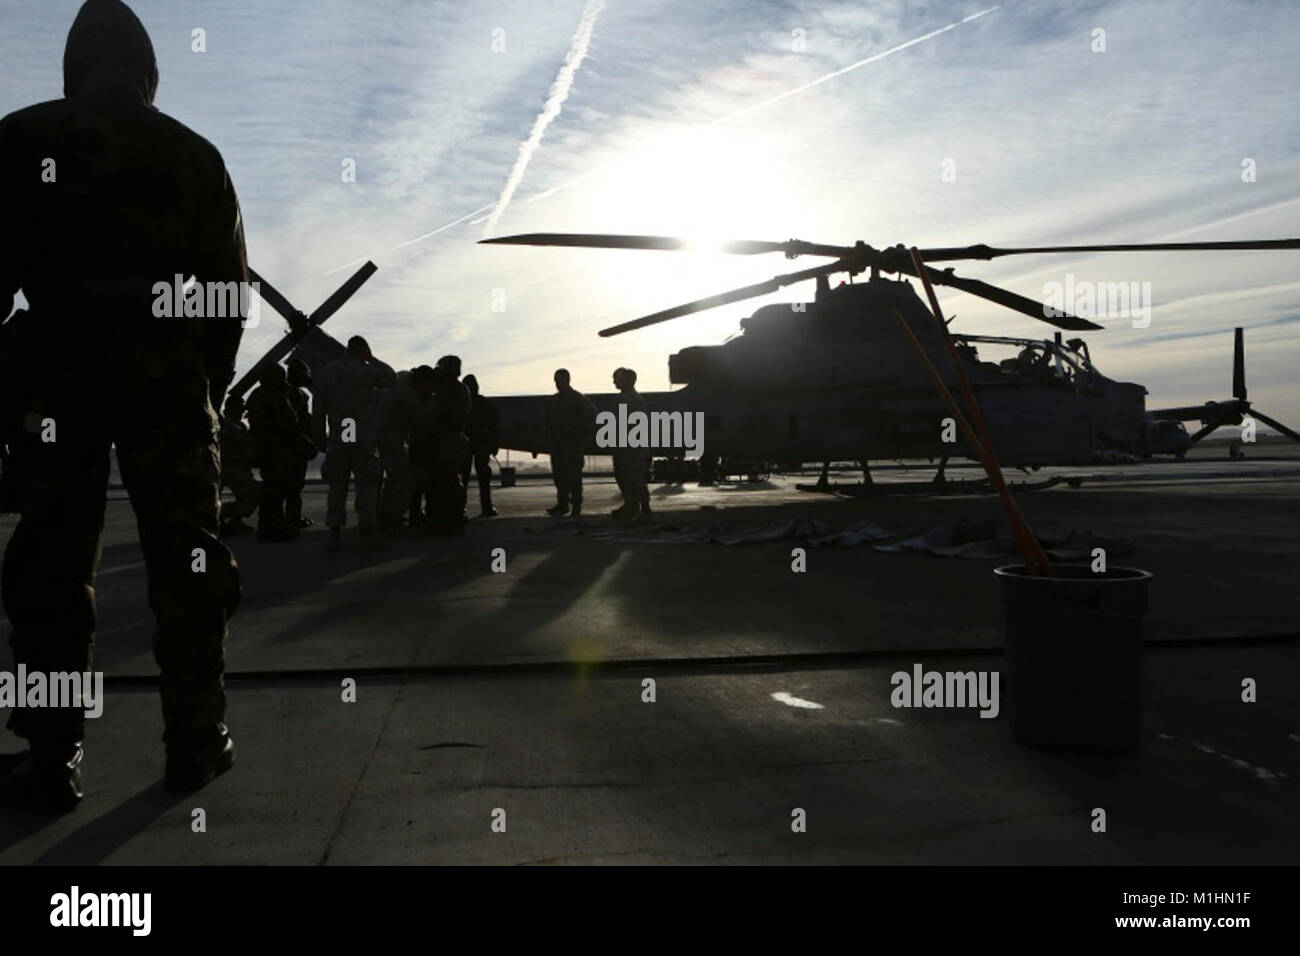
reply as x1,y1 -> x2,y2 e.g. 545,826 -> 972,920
0,0 -> 248,412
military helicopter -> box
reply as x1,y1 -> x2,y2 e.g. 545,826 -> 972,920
225,260 -> 377,399
480,232 -> 1300,484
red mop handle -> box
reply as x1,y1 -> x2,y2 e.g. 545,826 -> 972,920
886,304 -> 1053,577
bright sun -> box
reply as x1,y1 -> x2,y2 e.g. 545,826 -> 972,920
566,124 -> 814,350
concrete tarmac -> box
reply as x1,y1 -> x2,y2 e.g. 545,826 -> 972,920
0,462 -> 1296,864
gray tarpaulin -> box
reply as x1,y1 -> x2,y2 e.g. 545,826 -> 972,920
532,514 -> 1132,559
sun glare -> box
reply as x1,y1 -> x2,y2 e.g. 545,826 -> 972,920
570,125 -> 811,353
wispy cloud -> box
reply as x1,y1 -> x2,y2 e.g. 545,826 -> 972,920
3,0 -> 1299,423
482,0 -> 606,237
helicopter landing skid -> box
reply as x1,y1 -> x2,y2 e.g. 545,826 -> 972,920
795,475 -> 1068,496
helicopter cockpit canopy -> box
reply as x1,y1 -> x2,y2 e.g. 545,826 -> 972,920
956,333 -> 1103,392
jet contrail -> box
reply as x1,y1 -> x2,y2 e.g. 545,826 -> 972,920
481,0 -> 607,238
323,5 -> 997,276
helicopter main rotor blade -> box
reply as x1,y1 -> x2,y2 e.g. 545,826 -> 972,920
226,332 -> 303,399
247,268 -> 303,327
228,269 -> 306,399
598,261 -> 846,337
308,260 -> 378,326
906,266 -> 1103,331
481,233 -> 854,259
917,238 -> 1300,262
227,262 -> 377,400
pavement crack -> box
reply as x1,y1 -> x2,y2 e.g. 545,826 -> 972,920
317,680 -> 408,866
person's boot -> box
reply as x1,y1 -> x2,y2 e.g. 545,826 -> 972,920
293,516 -> 313,528
546,502 -> 569,517
480,505 -> 499,517
164,723 -> 235,794
638,497 -> 652,517
326,527 -> 343,552
0,742 -> 84,815
611,502 -> 637,518
570,501 -> 582,517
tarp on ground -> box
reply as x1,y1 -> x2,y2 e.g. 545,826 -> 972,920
875,519 -> 1133,561
530,515 -> 1132,558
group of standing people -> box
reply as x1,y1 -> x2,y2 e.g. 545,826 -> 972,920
220,358 -> 315,542
224,358 -> 654,538
221,339 -> 500,551
542,366 -> 651,519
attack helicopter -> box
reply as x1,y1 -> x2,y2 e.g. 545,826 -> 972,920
479,232 -> 1300,483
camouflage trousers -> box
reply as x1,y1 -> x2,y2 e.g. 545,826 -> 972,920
322,439 -> 381,529
613,450 -> 651,507
258,453 -> 300,531
378,435 -> 411,525
285,455 -> 308,525
550,446 -> 585,507
460,450 -> 493,510
221,464 -> 260,521
2,380 -> 240,751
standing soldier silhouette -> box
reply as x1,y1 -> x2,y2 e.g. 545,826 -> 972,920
376,369 -> 420,532
406,365 -> 438,530
610,367 -> 651,518
219,395 -> 260,537
461,374 -> 500,518
545,369 -> 595,517
0,0 -> 245,811
312,335 -> 396,551
246,363 -> 303,542
427,355 -> 470,534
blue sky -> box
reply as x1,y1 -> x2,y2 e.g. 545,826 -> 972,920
4,0 -> 1300,423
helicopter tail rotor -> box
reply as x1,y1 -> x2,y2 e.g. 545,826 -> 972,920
1151,327 -> 1300,449
1232,326 -> 1247,402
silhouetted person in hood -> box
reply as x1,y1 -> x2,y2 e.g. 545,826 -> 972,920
0,0 -> 247,812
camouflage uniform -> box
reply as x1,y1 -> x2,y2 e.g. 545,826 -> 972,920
246,367 -> 302,537
613,387 -> 651,512
220,405 -> 260,524
312,355 -> 395,529
407,391 -> 436,526
0,0 -> 244,753
462,390 -> 500,512
429,371 -> 470,531
377,373 -> 419,527
546,387 -> 595,510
